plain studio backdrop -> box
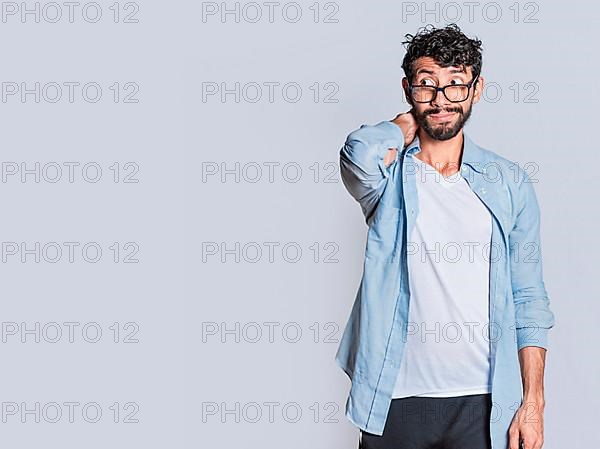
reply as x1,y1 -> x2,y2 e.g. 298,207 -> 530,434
0,1 -> 596,448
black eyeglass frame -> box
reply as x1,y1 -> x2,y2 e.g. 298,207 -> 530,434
408,75 -> 480,103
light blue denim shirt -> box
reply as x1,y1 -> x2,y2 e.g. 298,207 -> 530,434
335,120 -> 556,449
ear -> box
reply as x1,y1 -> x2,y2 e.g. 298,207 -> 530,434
472,75 -> 484,105
401,77 -> 413,107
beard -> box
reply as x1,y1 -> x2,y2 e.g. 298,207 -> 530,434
412,99 -> 473,141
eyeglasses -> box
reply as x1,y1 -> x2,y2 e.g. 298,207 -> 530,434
408,75 -> 479,103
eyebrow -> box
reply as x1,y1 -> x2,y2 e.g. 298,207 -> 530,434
415,68 -> 467,76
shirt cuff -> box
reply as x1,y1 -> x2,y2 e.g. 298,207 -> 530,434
517,327 -> 549,351
373,120 -> 405,177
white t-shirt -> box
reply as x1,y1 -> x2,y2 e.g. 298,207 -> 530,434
392,156 -> 493,398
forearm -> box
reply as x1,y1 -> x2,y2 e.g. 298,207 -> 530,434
518,346 -> 547,405
340,120 -> 405,185
339,120 -> 405,222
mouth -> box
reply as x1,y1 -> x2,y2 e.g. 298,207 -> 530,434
428,111 -> 457,121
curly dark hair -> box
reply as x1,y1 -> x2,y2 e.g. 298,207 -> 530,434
401,23 -> 483,84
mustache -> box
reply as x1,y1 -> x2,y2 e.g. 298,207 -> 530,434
424,108 -> 462,115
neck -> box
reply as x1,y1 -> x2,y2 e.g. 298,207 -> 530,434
415,129 -> 464,175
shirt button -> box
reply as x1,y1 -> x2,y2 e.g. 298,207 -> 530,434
480,188 -> 487,194
411,209 -> 415,215
482,168 -> 487,174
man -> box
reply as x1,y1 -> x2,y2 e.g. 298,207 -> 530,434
335,24 -> 555,449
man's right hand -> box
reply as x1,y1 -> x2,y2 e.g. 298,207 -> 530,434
383,110 -> 419,167
391,109 -> 419,146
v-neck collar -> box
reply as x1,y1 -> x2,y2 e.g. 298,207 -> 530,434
411,154 -> 464,189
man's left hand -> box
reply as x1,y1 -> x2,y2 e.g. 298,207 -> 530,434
508,398 -> 545,449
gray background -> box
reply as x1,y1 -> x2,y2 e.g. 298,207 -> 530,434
1,1 -> 596,448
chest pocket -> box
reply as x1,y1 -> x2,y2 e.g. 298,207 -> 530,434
374,167 -> 404,221
467,169 -> 513,244
366,198 -> 403,262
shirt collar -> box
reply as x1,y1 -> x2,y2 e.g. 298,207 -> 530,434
403,131 -> 487,173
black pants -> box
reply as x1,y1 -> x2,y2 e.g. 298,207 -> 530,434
360,393 -> 492,449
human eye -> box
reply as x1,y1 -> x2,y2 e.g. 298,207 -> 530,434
449,77 -> 467,85
418,78 -> 436,86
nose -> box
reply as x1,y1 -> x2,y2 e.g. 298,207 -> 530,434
430,88 -> 453,109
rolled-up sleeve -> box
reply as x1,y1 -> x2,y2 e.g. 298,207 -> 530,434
509,169 -> 556,351
339,120 -> 405,224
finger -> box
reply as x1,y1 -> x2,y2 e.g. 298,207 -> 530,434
508,428 -> 520,449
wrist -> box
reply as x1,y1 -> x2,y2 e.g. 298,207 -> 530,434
523,393 -> 546,407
